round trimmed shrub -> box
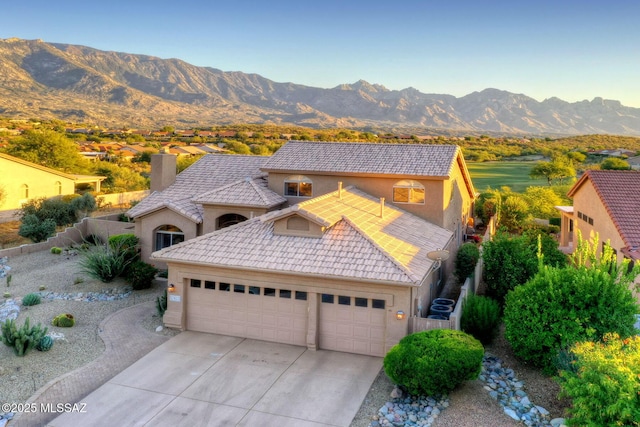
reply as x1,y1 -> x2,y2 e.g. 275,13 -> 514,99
383,329 -> 484,397
461,294 -> 501,345
50,247 -> 62,255
22,293 -> 41,307
454,243 -> 480,284
52,313 -> 75,327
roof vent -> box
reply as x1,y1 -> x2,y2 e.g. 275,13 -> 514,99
380,197 -> 385,218
338,181 -> 343,199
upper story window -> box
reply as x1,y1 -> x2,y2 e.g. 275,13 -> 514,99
55,181 -> 62,195
284,175 -> 313,197
393,180 -> 425,204
21,184 -> 29,199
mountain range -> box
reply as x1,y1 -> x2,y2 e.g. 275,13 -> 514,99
2,37 -> 640,136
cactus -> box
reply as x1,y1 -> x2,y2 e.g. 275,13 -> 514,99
0,317 -> 48,356
156,288 -> 167,317
50,247 -> 62,255
36,335 -> 54,352
52,313 -> 75,327
22,293 -> 41,306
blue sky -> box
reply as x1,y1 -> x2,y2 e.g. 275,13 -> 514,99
3,1 -> 640,107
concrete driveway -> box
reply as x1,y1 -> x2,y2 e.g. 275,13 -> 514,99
49,331 -> 382,427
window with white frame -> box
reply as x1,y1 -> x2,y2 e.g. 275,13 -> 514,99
393,180 -> 425,204
284,175 -> 313,197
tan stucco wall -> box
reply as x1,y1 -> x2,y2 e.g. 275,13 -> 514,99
0,157 -> 76,210
163,262 -> 415,353
572,180 -> 627,263
136,210 -> 198,267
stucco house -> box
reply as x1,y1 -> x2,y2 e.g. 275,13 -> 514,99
0,153 -> 105,211
127,141 -> 476,356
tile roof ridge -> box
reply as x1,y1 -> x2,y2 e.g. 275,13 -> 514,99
339,216 -> 420,284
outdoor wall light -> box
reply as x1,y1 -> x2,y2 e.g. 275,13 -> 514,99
168,283 -> 176,293
396,310 -> 406,320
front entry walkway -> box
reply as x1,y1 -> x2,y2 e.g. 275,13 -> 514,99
48,332 -> 382,427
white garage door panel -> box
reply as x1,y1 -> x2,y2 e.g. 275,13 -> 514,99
187,286 -> 307,346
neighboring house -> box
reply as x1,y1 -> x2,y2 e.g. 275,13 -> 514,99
626,155 -> 640,170
0,153 -> 105,211
557,170 -> 640,303
127,141 -> 476,356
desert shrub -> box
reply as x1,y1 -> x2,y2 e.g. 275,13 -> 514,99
126,261 -> 158,290
36,335 -> 54,352
50,246 -> 62,254
79,243 -> 136,283
383,329 -> 484,397
558,333 -> 640,427
504,261 -> 638,373
21,293 -> 41,306
156,288 -> 168,317
18,214 -> 56,243
52,313 -> 75,327
83,234 -> 103,246
108,233 -> 139,253
0,317 -> 48,356
460,294 -> 501,344
454,243 -> 480,284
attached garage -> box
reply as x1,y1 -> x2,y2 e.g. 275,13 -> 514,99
186,279 -> 308,346
318,293 -> 387,357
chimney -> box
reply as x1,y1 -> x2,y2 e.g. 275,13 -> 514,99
380,197 -> 385,218
150,153 -> 177,193
338,181 -> 343,199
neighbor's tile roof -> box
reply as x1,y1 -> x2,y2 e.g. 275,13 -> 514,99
153,186 -> 453,285
127,154 -> 269,222
571,170 -> 640,251
261,141 -> 460,177
194,176 -> 286,208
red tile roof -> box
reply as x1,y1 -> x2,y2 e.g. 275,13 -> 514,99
570,170 -> 640,254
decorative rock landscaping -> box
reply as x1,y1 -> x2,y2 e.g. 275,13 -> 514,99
370,354 -> 566,427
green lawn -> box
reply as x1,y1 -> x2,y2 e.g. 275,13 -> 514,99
467,161 -> 549,193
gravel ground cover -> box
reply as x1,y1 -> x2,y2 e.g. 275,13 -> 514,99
0,250 -> 176,406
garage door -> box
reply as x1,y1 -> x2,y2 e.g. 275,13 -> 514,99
186,279 -> 307,346
319,294 -> 387,356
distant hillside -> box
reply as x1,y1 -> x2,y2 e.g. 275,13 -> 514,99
2,37 -> 640,135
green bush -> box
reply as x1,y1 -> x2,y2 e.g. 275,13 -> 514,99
460,294 -> 501,345
83,234 -> 103,246
383,329 -> 484,396
79,244 -> 136,282
126,261 -> 158,290
52,313 -> 75,327
454,243 -> 480,284
108,233 -> 139,254
21,293 -> 41,306
559,333 -> 640,427
18,214 -> 56,243
1,317 -> 48,356
504,264 -> 638,373
483,231 -> 566,305
50,246 -> 62,254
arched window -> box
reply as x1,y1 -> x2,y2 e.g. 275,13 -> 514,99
284,175 -> 313,197
20,184 -> 29,199
55,181 -> 62,195
154,225 -> 184,251
217,213 -> 248,230
393,180 -> 425,204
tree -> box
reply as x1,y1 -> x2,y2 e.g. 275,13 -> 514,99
600,157 -> 630,170
3,129 -> 89,173
18,214 -> 56,243
91,162 -> 149,193
529,159 -> 575,185
523,186 -> 563,219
